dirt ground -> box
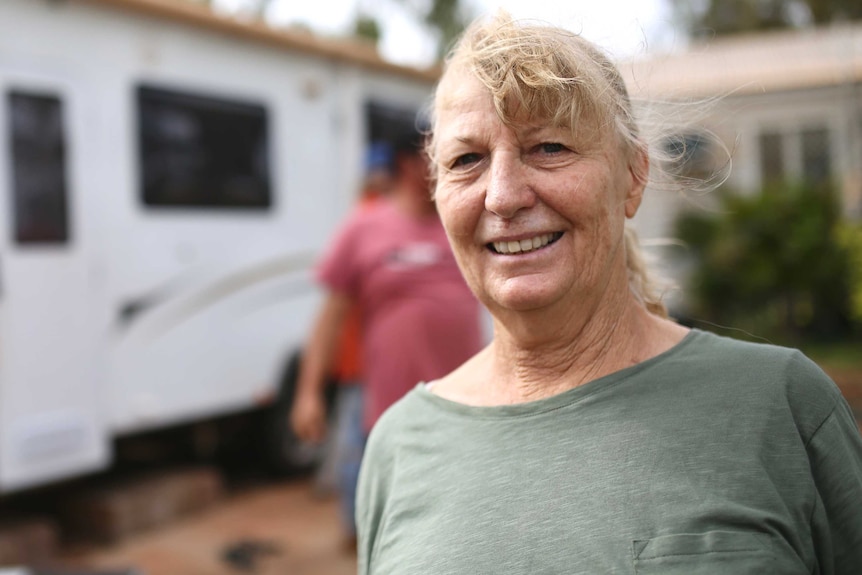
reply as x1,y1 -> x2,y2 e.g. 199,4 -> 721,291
60,480 -> 356,575
50,368 -> 862,575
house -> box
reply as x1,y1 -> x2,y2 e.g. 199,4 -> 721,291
618,24 -> 862,309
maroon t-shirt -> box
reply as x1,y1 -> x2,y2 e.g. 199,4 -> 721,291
317,200 -> 483,431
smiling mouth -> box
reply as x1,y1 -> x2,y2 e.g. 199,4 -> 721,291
489,232 -> 563,255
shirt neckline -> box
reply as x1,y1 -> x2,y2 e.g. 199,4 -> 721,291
414,328 -> 705,420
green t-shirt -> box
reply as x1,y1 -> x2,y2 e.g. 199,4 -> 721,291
357,329 -> 862,574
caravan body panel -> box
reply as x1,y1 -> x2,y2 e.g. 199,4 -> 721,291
0,0 -> 434,492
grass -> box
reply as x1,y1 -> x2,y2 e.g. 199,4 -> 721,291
685,319 -> 862,372
799,339 -> 862,372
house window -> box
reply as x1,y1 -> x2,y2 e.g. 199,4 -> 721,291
137,84 -> 271,209
664,132 -> 712,177
758,131 -> 784,186
801,127 -> 831,184
6,91 -> 70,245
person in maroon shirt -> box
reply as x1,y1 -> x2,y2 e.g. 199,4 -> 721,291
290,124 -> 483,546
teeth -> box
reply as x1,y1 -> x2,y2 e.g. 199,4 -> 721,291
492,233 -> 558,255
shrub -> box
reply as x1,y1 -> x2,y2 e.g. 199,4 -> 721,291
836,222 -> 862,323
673,181 -> 858,342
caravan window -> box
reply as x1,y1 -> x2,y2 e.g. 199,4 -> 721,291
7,91 -> 70,245
137,84 -> 271,210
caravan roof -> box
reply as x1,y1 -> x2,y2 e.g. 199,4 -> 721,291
81,0 -> 441,83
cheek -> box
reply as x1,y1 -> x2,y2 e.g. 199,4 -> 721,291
434,189 -> 458,233
435,185 -> 479,239
547,175 -> 608,224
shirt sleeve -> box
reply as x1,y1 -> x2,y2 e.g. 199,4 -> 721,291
356,423 -> 391,575
806,393 -> 862,574
316,210 -> 365,297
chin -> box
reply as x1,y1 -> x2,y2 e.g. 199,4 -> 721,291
484,283 -> 566,314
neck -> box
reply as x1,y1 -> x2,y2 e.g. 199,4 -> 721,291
392,182 -> 436,218
483,284 -> 676,404
432,281 -> 689,407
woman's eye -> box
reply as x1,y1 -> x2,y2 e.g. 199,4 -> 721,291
539,142 -> 566,154
451,153 -> 482,169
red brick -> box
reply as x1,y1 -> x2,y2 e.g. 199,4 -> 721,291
0,516 -> 59,566
60,467 -> 224,544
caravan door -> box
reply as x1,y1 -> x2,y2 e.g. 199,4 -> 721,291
0,72 -> 108,492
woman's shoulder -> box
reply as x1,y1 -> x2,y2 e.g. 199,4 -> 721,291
679,329 -> 844,435
679,329 -> 825,376
365,385 -> 438,449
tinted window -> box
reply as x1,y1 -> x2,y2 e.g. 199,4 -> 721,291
137,84 -> 271,209
366,101 -> 418,143
7,91 -> 70,244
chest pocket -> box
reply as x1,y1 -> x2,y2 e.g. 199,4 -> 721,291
632,530 -> 802,575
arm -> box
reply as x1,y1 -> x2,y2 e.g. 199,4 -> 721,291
290,290 -> 353,443
807,396 -> 862,574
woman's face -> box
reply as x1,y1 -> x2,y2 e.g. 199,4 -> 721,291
433,70 -> 645,316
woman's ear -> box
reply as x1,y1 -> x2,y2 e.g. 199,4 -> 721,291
624,145 -> 649,219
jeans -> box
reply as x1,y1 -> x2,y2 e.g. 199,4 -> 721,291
324,383 -> 366,536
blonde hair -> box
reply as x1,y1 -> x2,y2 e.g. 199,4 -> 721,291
428,12 -> 676,317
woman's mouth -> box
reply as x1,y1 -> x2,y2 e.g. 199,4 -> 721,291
489,232 -> 563,255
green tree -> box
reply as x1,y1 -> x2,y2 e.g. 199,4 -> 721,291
354,15 -> 382,45
804,0 -> 862,22
670,0 -> 862,38
187,0 -> 469,61
395,0 -> 473,60
674,181 -> 859,343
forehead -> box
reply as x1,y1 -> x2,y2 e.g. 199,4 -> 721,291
433,73 -> 496,142
433,69 -> 611,151
435,70 -> 547,134
435,68 -> 488,115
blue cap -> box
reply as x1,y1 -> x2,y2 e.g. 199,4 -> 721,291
366,141 -> 393,172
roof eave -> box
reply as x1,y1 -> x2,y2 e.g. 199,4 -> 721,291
78,0 -> 442,84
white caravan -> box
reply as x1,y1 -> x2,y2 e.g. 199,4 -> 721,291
0,0 -> 436,493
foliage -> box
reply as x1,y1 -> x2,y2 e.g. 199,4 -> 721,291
673,181 -> 859,343
354,15 -> 382,45
395,0 -> 473,60
190,0 -> 470,62
669,0 -> 862,38
836,222 -> 862,322
800,337 -> 862,370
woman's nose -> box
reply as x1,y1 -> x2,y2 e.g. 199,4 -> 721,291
484,153 -> 536,219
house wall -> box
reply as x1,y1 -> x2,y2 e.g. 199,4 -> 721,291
626,74 -> 862,317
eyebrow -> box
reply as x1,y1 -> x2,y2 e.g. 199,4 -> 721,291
438,134 -> 483,149
520,125 -> 545,137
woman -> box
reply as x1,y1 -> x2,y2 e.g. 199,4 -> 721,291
356,12 -> 862,574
